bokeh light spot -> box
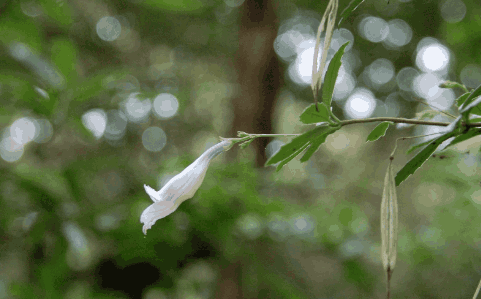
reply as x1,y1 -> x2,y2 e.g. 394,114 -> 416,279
153,93 -> 179,119
345,88 -> 376,119
10,117 -> 36,145
416,42 -> 450,72
358,16 -> 389,43
142,126 -> 167,152
82,109 -> 107,139
384,19 -> 412,48
96,16 -> 122,42
440,0 -> 466,23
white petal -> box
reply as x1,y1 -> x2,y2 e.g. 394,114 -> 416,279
140,201 -> 178,234
144,184 -> 161,202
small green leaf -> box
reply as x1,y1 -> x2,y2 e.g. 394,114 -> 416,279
414,110 -> 442,121
395,131 -> 457,186
299,103 -> 330,124
338,0 -> 365,27
366,122 -> 393,142
322,41 -> 350,110
300,127 -> 339,162
455,92 -> 471,107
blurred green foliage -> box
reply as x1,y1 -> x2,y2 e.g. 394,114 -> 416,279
1,0 -> 481,298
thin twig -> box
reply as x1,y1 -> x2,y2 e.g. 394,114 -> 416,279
473,277 -> 481,299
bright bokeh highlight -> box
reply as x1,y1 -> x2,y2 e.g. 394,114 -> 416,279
96,16 -> 121,42
153,93 -> 179,119
82,109 -> 107,139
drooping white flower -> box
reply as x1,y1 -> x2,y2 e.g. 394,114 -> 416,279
141,139 -> 233,234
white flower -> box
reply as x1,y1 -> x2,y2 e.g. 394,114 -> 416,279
141,139 -> 232,234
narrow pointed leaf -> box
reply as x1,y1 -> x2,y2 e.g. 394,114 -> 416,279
455,92 -> 471,107
275,143 -> 310,171
406,138 -> 437,155
443,128 -> 481,149
300,127 -> 339,162
338,0 -> 365,27
366,122 -> 393,142
300,103 -> 330,124
459,84 -> 481,115
381,159 -> 398,271
322,41 -> 350,110
395,131 -> 457,186
266,126 -> 334,170
265,127 -> 324,166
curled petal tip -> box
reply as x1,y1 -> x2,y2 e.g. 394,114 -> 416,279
144,184 -> 161,202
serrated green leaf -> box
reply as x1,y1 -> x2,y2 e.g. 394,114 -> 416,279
395,131 -> 457,186
322,41 -> 350,110
366,122 -> 393,142
338,0 -> 365,27
299,103 -> 330,124
300,127 -> 339,162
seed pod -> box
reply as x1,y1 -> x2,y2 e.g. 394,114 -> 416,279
381,157 -> 398,271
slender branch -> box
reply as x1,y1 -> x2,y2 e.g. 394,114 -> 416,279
339,117 -> 451,127
411,97 -> 457,119
231,118 -> 481,142
473,277 -> 481,299
245,133 -> 300,137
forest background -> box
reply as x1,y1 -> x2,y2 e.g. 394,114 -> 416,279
1,0 -> 481,298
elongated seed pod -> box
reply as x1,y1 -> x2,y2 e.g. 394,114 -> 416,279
381,157 -> 398,271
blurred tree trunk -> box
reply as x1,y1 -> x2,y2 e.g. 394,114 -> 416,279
227,0 -> 283,167
218,0 -> 281,298
213,261 -> 243,299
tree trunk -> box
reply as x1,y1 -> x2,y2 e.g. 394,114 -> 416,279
228,0 -> 283,167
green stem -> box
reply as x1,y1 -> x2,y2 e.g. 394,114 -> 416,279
230,118 -> 481,141
473,277 -> 481,299
339,117 -> 450,127
330,111 -> 341,123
